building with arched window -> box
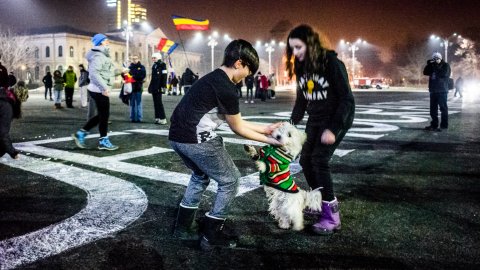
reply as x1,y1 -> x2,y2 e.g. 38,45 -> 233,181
22,25 -> 202,85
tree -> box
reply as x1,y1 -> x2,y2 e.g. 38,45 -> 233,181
392,37 -> 430,86
0,27 -> 36,75
451,38 -> 479,79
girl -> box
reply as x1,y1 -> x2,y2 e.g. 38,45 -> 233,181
53,70 -> 64,109
286,24 -> 355,235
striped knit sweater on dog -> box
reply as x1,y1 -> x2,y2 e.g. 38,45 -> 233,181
258,145 -> 299,193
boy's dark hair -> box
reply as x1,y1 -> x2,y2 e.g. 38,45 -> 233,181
222,39 -> 259,75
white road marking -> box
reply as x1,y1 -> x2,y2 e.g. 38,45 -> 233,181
0,155 -> 148,270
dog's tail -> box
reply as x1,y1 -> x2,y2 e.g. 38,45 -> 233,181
304,189 -> 322,212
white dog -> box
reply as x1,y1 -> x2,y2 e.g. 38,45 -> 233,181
244,122 -> 322,231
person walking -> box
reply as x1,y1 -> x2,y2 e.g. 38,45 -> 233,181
169,39 -> 282,251
72,33 -> 118,151
78,64 -> 89,107
42,71 -> 53,101
63,65 -> 77,108
423,52 -> 451,131
148,52 -> 168,125
0,61 -> 20,159
454,76 -> 464,98
128,55 -> 146,123
52,70 -> 64,109
244,73 -> 254,103
286,24 -> 355,235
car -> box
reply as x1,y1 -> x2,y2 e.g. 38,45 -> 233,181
371,78 -> 390,89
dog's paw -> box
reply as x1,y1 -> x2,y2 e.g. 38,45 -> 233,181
278,220 -> 291,230
244,144 -> 258,159
256,161 -> 267,173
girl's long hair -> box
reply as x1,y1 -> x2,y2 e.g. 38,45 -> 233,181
285,24 -> 331,79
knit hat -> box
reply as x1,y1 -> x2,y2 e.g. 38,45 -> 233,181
92,33 -> 108,46
152,52 -> 162,60
432,52 -> 442,60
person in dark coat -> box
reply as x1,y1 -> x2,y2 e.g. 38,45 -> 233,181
454,76 -> 464,98
423,52 -> 451,131
128,55 -> 146,122
286,24 -> 355,235
0,61 -> 20,159
181,68 -> 198,95
42,71 -> 53,100
8,72 -> 17,87
244,74 -> 254,103
148,52 -> 168,125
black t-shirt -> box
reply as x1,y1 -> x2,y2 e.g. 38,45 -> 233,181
169,69 -> 240,143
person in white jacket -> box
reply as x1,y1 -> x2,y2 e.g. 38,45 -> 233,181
72,33 -> 118,151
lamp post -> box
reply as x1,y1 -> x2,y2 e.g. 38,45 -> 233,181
430,33 -> 462,63
123,20 -> 133,64
340,39 -> 366,79
265,41 -> 275,75
207,31 -> 220,71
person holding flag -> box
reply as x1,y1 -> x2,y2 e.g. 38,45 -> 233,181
148,52 -> 168,125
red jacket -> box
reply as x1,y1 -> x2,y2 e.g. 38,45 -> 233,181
259,75 -> 268,90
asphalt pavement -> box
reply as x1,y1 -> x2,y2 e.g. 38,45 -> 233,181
0,87 -> 479,269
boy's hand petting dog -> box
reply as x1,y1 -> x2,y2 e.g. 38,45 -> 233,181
255,161 -> 267,173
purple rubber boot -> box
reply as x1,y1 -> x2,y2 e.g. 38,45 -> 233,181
312,198 -> 341,235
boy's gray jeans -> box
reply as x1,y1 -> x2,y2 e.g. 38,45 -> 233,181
170,136 -> 240,218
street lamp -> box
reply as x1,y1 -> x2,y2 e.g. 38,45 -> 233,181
122,20 -> 133,64
340,39 -> 367,79
265,41 -> 275,75
207,31 -> 219,71
430,33 -> 462,63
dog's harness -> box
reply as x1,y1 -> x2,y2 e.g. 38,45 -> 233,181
258,145 -> 299,193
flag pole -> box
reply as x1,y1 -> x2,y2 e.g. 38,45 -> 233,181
176,30 -> 191,68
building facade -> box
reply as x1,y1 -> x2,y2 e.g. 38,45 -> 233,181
22,26 -> 202,86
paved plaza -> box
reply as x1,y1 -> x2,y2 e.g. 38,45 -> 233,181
1,87 -> 479,269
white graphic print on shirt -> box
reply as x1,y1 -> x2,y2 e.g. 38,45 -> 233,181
298,74 -> 329,100
196,107 -> 226,143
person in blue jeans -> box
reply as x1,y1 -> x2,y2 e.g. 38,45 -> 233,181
72,33 -> 118,151
128,55 -> 146,123
169,39 -> 282,251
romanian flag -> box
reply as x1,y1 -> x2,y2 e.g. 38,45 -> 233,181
172,15 -> 209,31
157,38 -> 179,55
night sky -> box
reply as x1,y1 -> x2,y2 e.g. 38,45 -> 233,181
1,0 -> 480,55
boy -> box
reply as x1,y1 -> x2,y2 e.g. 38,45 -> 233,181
169,39 -> 282,250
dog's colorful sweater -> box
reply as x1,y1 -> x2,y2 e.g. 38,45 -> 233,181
258,145 -> 299,193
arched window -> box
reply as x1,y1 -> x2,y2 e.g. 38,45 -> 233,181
57,65 -> 63,73
115,52 -> 119,62
45,66 -> 50,74
58,46 -> 63,57
35,66 -> 40,80
46,46 -> 50,58
69,46 -> 74,57
35,47 -> 39,59
122,52 -> 125,62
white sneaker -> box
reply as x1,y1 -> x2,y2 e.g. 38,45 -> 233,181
244,100 -> 248,104
158,119 -> 167,125
250,100 -> 254,104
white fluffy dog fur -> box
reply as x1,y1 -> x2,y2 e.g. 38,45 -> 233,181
244,122 -> 322,231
